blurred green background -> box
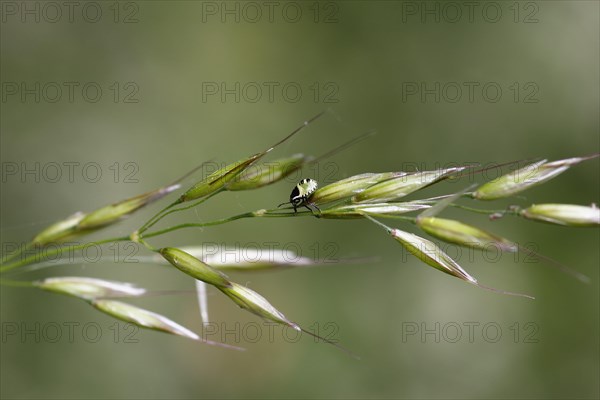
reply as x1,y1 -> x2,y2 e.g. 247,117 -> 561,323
1,1 -> 598,398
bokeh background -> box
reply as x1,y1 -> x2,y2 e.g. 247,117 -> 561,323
1,1 -> 598,398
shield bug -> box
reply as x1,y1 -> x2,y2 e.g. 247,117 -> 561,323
278,178 -> 320,215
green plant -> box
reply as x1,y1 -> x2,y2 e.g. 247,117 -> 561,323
1,113 -> 598,356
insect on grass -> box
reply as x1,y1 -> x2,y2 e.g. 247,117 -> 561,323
278,178 -> 321,215
1,112 -> 598,357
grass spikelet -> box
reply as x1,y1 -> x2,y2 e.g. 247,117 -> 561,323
414,188 -> 590,283
35,276 -> 146,301
91,299 -> 243,350
416,217 -> 518,252
77,184 -> 180,229
473,155 -> 599,200
364,215 -> 534,299
159,247 -> 232,288
225,129 -> 375,192
352,167 -> 467,204
519,203 -> 600,227
392,227 -> 479,284
32,161 -> 208,245
225,154 -> 309,191
319,202 -> 431,219
30,182 -> 182,247
31,212 -> 87,246
218,282 -> 300,330
163,246 -> 372,272
215,281 -> 358,357
179,155 -> 264,202
192,247 -> 315,271
311,172 -> 406,205
180,112 -> 325,202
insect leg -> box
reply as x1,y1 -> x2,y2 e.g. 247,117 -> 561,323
304,203 -> 321,218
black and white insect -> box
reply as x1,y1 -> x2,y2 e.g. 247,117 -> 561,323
278,178 -> 320,214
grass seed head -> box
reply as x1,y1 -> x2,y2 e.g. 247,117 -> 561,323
180,154 -> 262,202
390,228 -> 478,284
320,201 -> 431,219
78,184 -> 180,229
179,114 -> 323,202
311,172 -> 405,205
352,167 -> 466,204
473,156 -> 596,200
218,282 -> 300,330
159,247 -> 232,288
31,212 -> 87,246
365,215 -> 533,299
226,154 -> 309,191
520,203 -> 600,227
32,183 -> 180,244
198,247 -> 314,271
35,276 -> 146,301
91,299 -> 199,340
417,217 -> 518,252
156,246 -> 367,271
